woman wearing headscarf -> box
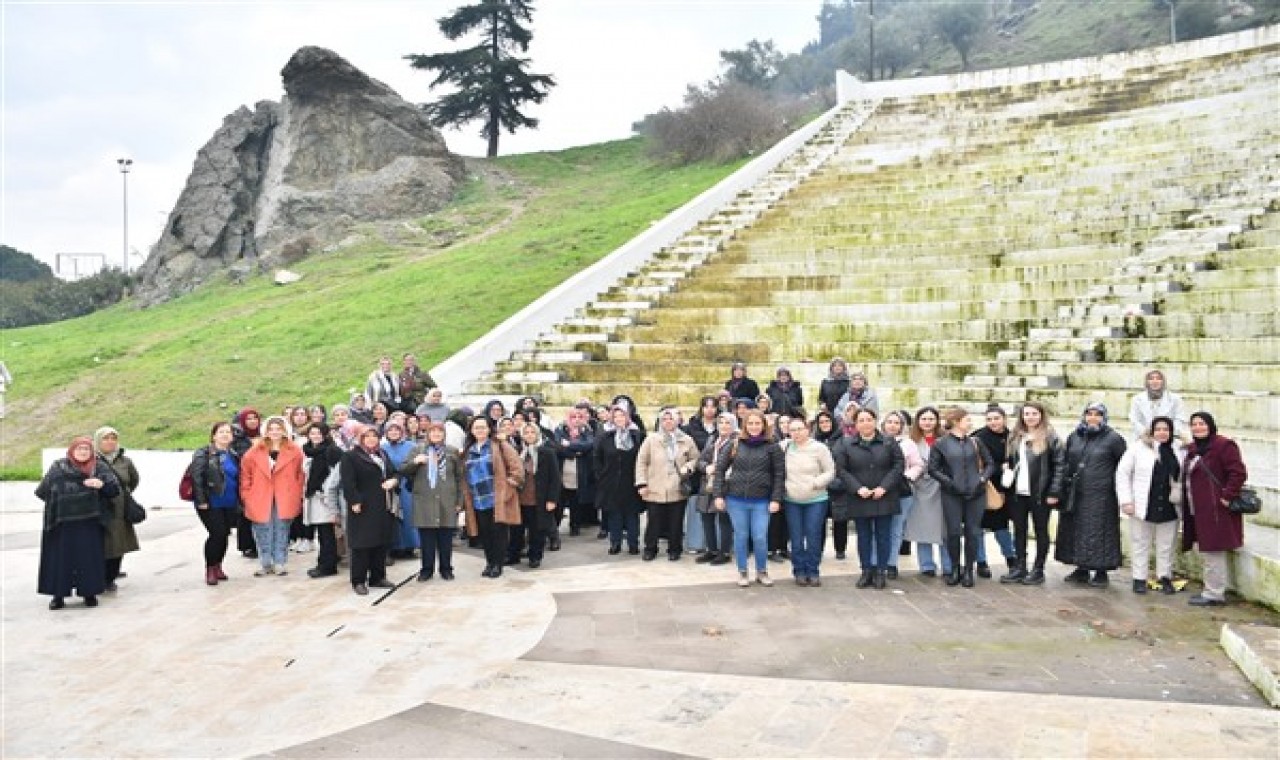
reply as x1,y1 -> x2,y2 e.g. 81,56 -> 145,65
381,421 -> 419,561
302,424 -> 343,579
192,422 -> 241,585
636,407 -> 699,562
1128,369 -> 1186,441
1000,402 -> 1065,586
554,405 -> 597,538
695,412 -> 738,566
342,425 -> 400,594
94,426 -> 139,593
508,422 -> 561,568
594,405 -> 646,556
610,394 -> 647,434
462,416 -> 524,578
239,416 -> 306,576
414,387 -> 451,423
724,362 -> 761,405
713,409 -> 786,588
1117,416 -> 1184,595
766,367 -> 804,419
818,357 -> 851,415
928,407 -> 996,588
231,408 -> 262,558
37,437 -> 120,609
1181,411 -> 1247,606
1055,402 -> 1128,588
401,421 -> 464,581
834,372 -> 880,419
348,393 -> 374,425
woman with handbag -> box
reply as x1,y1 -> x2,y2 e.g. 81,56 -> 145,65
695,413 -> 738,566
37,437 -> 120,609
94,426 -> 140,594
1055,402 -> 1127,588
1000,402 -> 1065,586
636,407 -> 699,562
1181,411 -> 1248,607
1116,416 -> 1184,595
928,407 -> 996,588
974,405 -> 1017,578
191,422 -> 241,585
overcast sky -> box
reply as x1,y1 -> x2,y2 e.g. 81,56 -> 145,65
1,0 -> 821,272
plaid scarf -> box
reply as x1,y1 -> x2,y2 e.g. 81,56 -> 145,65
466,441 -> 496,511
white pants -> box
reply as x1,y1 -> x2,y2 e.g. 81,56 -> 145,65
1199,550 -> 1229,600
1129,519 -> 1178,581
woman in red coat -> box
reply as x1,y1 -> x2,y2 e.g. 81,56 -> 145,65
1181,411 -> 1247,607
240,416 -> 305,576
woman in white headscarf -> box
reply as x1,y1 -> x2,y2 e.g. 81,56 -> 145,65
635,407 -> 699,561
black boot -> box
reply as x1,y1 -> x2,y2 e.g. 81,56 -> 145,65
1000,561 -> 1026,584
856,571 -> 873,588
1021,567 -> 1046,585
976,562 -> 992,579
961,565 -> 975,588
1063,567 -> 1090,584
874,569 -> 887,589
945,566 -> 962,586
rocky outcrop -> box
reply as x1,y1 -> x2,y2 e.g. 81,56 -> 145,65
137,46 -> 464,304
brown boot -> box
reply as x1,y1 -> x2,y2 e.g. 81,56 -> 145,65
213,564 -> 228,581
205,566 -> 219,586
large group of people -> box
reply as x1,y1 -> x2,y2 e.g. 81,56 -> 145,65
36,360 -> 1251,609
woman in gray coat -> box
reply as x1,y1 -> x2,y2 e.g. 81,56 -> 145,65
401,421 -> 465,582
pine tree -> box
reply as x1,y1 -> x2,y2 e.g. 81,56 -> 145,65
406,0 -> 555,158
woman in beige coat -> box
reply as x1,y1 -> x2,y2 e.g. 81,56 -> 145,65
636,407 -> 700,561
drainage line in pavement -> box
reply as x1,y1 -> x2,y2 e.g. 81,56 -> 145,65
371,574 -> 415,606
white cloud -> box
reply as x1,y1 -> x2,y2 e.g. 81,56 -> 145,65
2,0 -> 822,268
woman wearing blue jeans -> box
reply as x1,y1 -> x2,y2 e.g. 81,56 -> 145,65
713,410 -> 786,588
782,418 -> 836,586
833,409 -> 906,589
874,410 -> 925,578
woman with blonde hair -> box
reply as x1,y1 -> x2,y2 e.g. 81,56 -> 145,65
239,416 -> 306,576
1001,402 -> 1065,585
713,409 -> 786,587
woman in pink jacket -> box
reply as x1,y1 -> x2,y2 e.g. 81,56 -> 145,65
239,416 -> 305,576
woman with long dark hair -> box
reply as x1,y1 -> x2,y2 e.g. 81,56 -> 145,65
928,407 -> 996,588
1181,411 -> 1247,606
904,406 -> 947,576
192,422 -> 241,585
302,424 -> 343,579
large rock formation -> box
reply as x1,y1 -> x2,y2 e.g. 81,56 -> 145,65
137,46 -> 464,303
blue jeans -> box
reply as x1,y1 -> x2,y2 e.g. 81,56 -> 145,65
727,497 -> 771,573
855,514 -> 894,571
874,495 -> 914,568
251,502 -> 291,568
784,500 -> 827,578
684,496 -> 706,552
918,543 -> 952,574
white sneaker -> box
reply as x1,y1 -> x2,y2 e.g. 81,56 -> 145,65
298,539 -> 313,553
288,540 -> 300,553
274,564 -> 288,576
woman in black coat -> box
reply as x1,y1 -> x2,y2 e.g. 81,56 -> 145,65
974,404 -> 1016,577
341,425 -> 400,595
37,437 -> 120,609
1001,402 -> 1065,585
928,407 -> 997,588
508,423 -> 562,568
1055,402 -> 1127,587
818,358 -> 851,415
724,362 -> 761,403
593,405 -> 646,555
554,406 -> 597,537
832,409 -> 904,589
765,367 -> 804,418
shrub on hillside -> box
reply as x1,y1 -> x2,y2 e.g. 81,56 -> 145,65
0,268 -> 133,328
638,82 -> 813,165
0,244 -> 54,282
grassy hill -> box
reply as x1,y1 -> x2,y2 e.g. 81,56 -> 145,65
0,139 -> 744,478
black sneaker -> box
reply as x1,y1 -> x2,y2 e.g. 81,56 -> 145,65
1088,571 -> 1109,588
596,529 -> 608,540
1132,579 -> 1147,594
642,549 -> 658,561
1159,577 -> 1176,595
608,544 -> 621,555
695,552 -> 716,564
709,553 -> 731,566
84,596 -> 99,607
886,566 -> 899,580
528,559 -> 541,569
1000,568 -> 1026,584
417,571 -> 433,582
977,562 -> 992,579
49,597 -> 66,610
1188,594 -> 1225,607
1063,567 -> 1090,584
1021,569 -> 1046,585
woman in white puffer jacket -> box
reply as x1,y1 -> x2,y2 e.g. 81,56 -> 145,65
1116,416 -> 1184,596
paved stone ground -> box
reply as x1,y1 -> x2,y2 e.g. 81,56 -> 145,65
2,491 -> 1277,758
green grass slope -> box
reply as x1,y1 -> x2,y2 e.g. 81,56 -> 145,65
0,139 -> 743,478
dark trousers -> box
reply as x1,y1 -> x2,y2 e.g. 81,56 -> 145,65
943,491 -> 986,569
196,507 -> 234,565
314,523 -> 338,572
104,557 -> 123,584
235,511 -> 256,553
768,509 -> 789,552
644,501 -> 685,553
1010,494 -> 1051,570
508,505 -> 547,562
568,489 -> 599,528
606,509 -> 640,549
855,514 -> 894,571
701,510 -> 734,554
475,509 -> 509,567
418,527 -> 455,575
829,518 -> 849,553
289,519 -> 315,541
350,545 -> 387,585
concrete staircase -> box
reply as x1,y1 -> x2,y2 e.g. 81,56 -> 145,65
456,31 -> 1280,607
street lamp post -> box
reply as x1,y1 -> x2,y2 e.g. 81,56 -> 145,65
117,158 -> 132,274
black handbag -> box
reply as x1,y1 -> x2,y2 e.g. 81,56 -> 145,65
125,492 -> 147,524
1201,466 -> 1261,515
